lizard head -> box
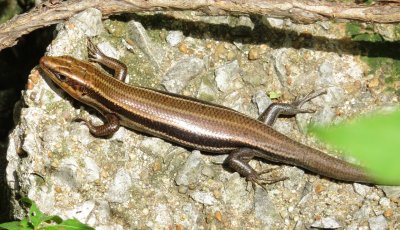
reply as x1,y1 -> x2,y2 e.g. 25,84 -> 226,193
40,56 -> 96,101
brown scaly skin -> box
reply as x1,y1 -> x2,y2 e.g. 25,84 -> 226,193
39,38 -> 399,188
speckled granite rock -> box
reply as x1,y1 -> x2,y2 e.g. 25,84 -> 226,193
5,8 -> 400,230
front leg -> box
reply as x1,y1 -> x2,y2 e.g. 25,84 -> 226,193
258,90 -> 326,126
224,148 -> 287,190
75,113 -> 120,137
87,38 -> 128,82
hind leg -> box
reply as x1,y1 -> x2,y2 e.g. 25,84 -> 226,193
258,90 -> 326,126
224,148 -> 287,190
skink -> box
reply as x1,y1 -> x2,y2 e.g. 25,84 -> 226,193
39,39 -> 392,187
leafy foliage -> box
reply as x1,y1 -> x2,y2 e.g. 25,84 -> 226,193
345,22 -> 400,95
0,198 -> 94,230
310,110 -> 400,185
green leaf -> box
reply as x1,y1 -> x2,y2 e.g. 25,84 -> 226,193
40,215 -> 63,224
0,198 -> 93,230
0,221 -> 31,230
20,197 -> 33,206
28,201 -> 45,228
268,91 -> 282,99
41,219 -> 94,230
20,197 -> 63,228
310,109 -> 400,185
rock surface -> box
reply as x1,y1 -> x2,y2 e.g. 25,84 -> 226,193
5,8 -> 400,230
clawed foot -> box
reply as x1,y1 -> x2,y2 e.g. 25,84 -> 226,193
72,113 -> 120,137
87,37 -> 104,62
259,89 -> 327,125
247,167 -> 288,191
291,89 -> 327,113
72,115 -> 87,123
86,37 -> 127,81
72,115 -> 95,133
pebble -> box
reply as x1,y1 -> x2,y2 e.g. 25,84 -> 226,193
96,42 -> 120,60
378,197 -> 390,207
127,20 -> 165,68
368,215 -> 388,230
197,76 -> 219,101
178,42 -> 191,54
222,173 -> 252,213
65,200 -> 96,223
383,209 -> 393,218
201,166 -> 215,178
252,90 -> 272,115
319,61 -> 334,79
177,185 -> 188,194
189,191 -> 217,205
97,201 -> 111,224
214,43 -> 226,59
215,211 -> 222,222
248,47 -> 260,60
166,30 -> 184,46
55,157 -> 79,188
83,157 -> 100,182
353,205 -> 372,220
254,188 -> 283,226
367,78 -> 380,88
262,17 -> 284,28
140,137 -> 171,156
106,169 -> 132,203
214,60 -> 240,92
311,216 -> 342,229
353,183 -> 372,197
175,150 -> 203,186
162,57 -> 205,93
69,8 -> 105,37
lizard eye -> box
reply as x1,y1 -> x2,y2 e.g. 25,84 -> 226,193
55,73 -> 66,82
